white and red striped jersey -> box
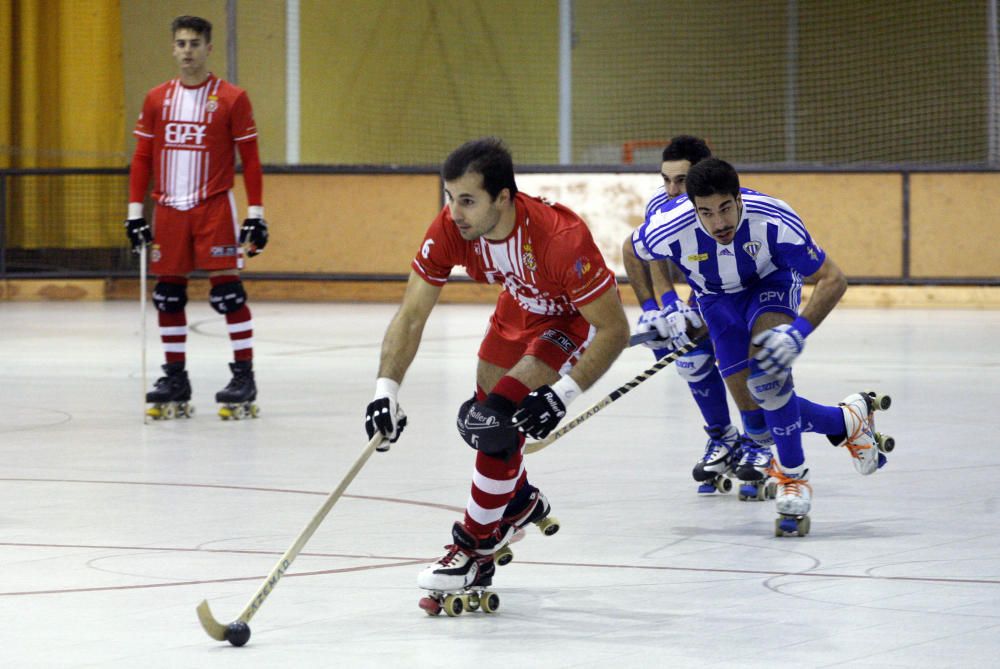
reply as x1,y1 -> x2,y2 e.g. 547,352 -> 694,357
413,193 -> 616,316
133,74 -> 257,211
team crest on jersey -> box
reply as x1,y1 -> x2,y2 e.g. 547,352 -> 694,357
522,243 -> 537,271
151,244 -> 161,262
742,240 -> 762,258
688,252 -> 709,262
574,256 -> 591,279
206,95 -> 219,113
210,245 -> 238,257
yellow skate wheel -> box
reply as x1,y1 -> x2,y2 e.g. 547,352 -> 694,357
876,433 -> 895,453
536,516 -> 560,536
481,591 -> 500,614
868,391 -> 891,411
494,545 -> 513,566
249,404 -> 260,418
218,406 -> 233,420
443,594 -> 463,617
146,406 -> 162,419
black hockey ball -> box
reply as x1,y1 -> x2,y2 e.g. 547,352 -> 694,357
225,621 -> 251,647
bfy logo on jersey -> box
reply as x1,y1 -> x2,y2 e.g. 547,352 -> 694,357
164,122 -> 208,146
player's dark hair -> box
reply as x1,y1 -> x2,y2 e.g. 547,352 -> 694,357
685,158 -> 741,201
442,137 -> 518,200
662,135 -> 712,165
172,16 -> 213,43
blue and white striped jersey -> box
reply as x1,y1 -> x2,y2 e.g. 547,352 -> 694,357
631,187 -> 826,296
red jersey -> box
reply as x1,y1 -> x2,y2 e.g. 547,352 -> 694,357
133,74 -> 257,211
412,193 -> 616,316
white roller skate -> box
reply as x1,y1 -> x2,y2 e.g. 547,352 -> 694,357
829,391 -> 895,475
216,361 -> 259,420
734,436 -> 776,501
692,424 -> 739,494
418,522 -> 501,617
768,462 -> 812,537
493,484 -> 560,567
145,362 -> 194,420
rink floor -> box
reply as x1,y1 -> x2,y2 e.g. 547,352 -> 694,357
1,299 -> 998,668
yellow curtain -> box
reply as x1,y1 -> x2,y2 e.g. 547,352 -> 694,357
1,0 -> 125,247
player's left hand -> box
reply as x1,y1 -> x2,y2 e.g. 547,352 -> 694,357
752,323 -> 806,375
239,217 -> 268,257
513,385 -> 567,440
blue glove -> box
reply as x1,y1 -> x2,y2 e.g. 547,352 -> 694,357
751,318 -> 812,375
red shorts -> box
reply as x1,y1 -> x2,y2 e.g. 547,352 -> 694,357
478,292 -> 593,372
150,191 -> 244,275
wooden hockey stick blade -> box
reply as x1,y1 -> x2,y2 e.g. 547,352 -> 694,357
195,433 -> 385,642
524,339 -> 700,455
196,600 -> 228,641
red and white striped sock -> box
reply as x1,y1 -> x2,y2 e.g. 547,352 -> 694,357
210,276 -> 253,362
463,377 -> 532,538
157,276 -> 188,365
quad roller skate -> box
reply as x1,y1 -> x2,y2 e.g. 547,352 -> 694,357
216,361 -> 259,420
418,522 -> 501,617
828,390 -> 895,474
734,436 -> 777,501
145,362 -> 194,420
692,424 -> 739,494
768,463 -> 812,537
493,484 -> 559,567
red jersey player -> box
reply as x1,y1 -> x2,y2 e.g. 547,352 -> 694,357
125,16 -> 269,421
364,138 -> 629,614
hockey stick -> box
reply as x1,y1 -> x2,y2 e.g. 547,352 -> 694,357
524,338 -> 701,455
139,244 -> 148,424
197,433 -> 385,645
628,330 -> 658,347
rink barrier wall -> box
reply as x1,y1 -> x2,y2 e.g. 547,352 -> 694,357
1,167 -> 998,308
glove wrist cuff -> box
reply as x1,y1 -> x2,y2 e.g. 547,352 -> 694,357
640,298 -> 659,312
127,202 -> 144,220
551,375 -> 582,407
247,205 -> 264,220
374,377 -> 399,400
790,316 -> 813,339
660,290 -> 679,306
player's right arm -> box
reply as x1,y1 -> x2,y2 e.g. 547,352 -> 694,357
365,270 -> 443,448
377,270 -> 443,383
124,93 -> 157,252
621,233 -> 674,350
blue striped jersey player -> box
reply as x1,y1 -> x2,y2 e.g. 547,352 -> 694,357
624,157 -> 896,535
620,135 -> 747,498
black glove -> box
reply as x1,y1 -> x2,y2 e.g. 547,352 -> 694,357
124,218 -> 151,253
365,397 -> 407,450
239,218 -> 268,256
512,385 -> 567,440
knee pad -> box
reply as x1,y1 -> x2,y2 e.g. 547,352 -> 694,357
209,280 -> 247,314
747,361 -> 793,411
152,281 -> 187,313
674,349 -> 717,384
457,396 -> 520,459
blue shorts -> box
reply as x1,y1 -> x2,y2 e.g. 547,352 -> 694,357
696,270 -> 802,377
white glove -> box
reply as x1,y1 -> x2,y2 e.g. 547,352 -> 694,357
751,323 -> 808,375
635,308 -> 672,350
365,378 -> 408,451
662,299 -> 703,349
